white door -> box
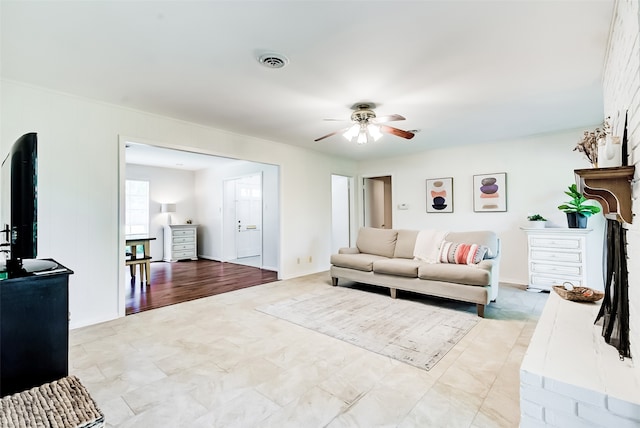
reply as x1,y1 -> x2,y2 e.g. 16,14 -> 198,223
234,174 -> 262,259
222,174 -> 263,264
331,174 -> 351,253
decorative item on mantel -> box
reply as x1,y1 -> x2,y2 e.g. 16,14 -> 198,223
597,116 -> 623,167
526,214 -> 547,229
553,281 -> 604,303
573,117 -> 609,167
557,184 -> 601,228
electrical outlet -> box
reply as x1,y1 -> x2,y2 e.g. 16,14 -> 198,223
308,256 -> 312,263
297,257 -> 300,264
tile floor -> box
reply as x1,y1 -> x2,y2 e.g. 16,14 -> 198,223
70,273 -> 549,427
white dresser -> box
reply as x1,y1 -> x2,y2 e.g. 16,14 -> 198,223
522,227 -> 592,291
163,224 -> 198,262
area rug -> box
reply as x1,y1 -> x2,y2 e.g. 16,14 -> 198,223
256,286 -> 480,371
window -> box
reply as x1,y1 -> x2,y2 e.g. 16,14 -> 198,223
125,180 -> 149,235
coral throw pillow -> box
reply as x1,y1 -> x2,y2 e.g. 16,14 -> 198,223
438,241 -> 487,265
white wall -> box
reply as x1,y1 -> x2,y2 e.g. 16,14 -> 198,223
0,79 -> 356,328
602,0 -> 640,372
126,164 -> 196,261
195,160 -> 279,272
357,129 -> 606,286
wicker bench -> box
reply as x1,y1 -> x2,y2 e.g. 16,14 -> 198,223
0,376 -> 104,428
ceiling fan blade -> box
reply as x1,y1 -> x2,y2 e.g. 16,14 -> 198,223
314,127 -> 350,142
371,114 -> 405,124
380,125 -> 415,140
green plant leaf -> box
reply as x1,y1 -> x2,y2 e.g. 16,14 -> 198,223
558,184 -> 601,216
527,214 -> 547,221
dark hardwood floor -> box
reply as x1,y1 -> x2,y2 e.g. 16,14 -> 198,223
126,259 -> 279,315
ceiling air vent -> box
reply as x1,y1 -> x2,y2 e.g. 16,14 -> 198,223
258,53 -> 289,69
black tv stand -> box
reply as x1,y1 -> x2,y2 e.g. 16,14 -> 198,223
0,259 -> 73,396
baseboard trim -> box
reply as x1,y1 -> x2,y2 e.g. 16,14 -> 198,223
197,255 -> 222,262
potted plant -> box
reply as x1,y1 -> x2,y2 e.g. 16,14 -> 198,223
557,184 -> 601,228
526,214 -> 547,229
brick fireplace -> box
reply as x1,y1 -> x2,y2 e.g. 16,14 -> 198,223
520,1 -> 640,425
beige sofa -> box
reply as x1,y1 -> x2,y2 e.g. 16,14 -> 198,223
330,227 -> 500,317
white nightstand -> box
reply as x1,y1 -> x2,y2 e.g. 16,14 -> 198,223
521,227 -> 593,291
163,224 -> 198,262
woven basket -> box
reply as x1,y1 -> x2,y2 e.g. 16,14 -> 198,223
552,282 -> 604,303
0,375 -> 105,428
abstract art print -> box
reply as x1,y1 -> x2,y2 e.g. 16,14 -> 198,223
426,177 -> 453,213
473,173 -> 507,212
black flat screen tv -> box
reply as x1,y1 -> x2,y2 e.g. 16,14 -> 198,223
1,132 -> 38,270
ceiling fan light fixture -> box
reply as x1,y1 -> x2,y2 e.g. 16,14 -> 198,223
315,103 -> 413,143
368,124 -> 382,141
343,124 -> 360,140
357,130 -> 368,145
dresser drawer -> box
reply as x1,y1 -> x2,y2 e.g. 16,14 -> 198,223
530,237 -> 582,250
172,228 -> 195,237
530,250 -> 582,263
530,274 -> 583,288
531,261 -> 582,276
172,250 -> 195,258
172,243 -> 195,251
172,236 -> 194,244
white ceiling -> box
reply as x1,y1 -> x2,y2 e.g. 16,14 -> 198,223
1,1 -> 614,162
124,142 -> 244,171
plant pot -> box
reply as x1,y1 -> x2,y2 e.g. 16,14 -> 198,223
527,220 -> 546,229
566,212 -> 588,229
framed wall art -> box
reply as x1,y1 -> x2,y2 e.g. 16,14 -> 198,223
473,173 -> 507,212
426,177 -> 453,213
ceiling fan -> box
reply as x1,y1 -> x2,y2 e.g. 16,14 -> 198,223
314,103 -> 415,144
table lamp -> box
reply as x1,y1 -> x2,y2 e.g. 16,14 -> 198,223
161,203 -> 177,224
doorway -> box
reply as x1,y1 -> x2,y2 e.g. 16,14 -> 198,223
223,173 -> 263,268
363,175 -> 392,229
119,138 -> 280,318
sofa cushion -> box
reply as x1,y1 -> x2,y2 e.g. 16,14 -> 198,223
330,253 -> 389,272
438,241 -> 488,265
373,258 -> 422,277
356,227 -> 398,258
393,229 -> 419,259
445,231 -> 499,258
418,263 -> 491,286
338,247 -> 360,255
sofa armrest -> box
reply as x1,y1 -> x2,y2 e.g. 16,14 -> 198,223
484,238 -> 501,301
476,259 -> 495,271
338,247 -> 360,254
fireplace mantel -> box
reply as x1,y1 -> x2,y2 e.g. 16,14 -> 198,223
574,166 -> 635,224
520,292 -> 640,426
